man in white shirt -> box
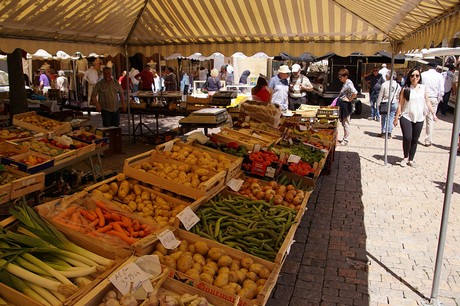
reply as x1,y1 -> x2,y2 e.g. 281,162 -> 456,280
129,67 -> 140,92
421,62 -> 444,146
83,63 -> 99,103
378,64 -> 389,79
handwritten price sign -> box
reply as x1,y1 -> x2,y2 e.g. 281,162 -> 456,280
176,206 -> 200,231
157,229 -> 181,249
109,262 -> 150,295
226,178 -> 244,192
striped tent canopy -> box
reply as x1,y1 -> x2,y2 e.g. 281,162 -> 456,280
0,0 -> 458,57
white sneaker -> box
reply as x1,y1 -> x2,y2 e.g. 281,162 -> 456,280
408,161 -> 417,168
400,159 -> 407,167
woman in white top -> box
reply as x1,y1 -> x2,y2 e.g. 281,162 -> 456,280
394,68 -> 437,167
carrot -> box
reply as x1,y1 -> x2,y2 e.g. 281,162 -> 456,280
97,224 -> 113,233
95,207 -> 105,227
80,210 -> 97,221
52,217 -> 82,232
132,220 -> 141,231
110,212 -> 122,222
94,200 -> 110,212
88,210 -> 98,220
55,206 -> 79,219
107,230 -> 137,245
112,222 -> 131,236
103,213 -> 111,220
131,231 -> 140,238
137,230 -> 145,237
88,219 -> 99,228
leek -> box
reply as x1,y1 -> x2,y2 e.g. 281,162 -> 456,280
15,256 -> 51,276
0,270 -> 52,306
10,204 -> 112,267
27,281 -> 63,306
56,266 -> 97,278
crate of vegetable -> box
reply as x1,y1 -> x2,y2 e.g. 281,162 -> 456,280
68,129 -> 109,148
13,111 -> 72,135
0,126 -> 39,143
35,191 -> 166,260
10,137 -> 77,165
232,128 -> 281,144
75,256 -> 239,306
84,173 -> 207,233
152,229 -> 281,306
218,127 -> 278,150
0,142 -> 29,159
123,149 -> 226,200
276,143 -> 327,179
1,203 -> 125,306
0,166 -> 45,204
1,151 -> 54,174
241,150 -> 286,179
157,138 -> 243,183
190,193 -> 298,264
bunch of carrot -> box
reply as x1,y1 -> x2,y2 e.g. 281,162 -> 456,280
51,199 -> 154,245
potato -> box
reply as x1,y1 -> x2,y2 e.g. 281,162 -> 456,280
201,264 -> 216,276
236,270 -> 247,283
155,243 -> 168,256
208,247 -> 226,261
241,257 -> 254,269
228,271 -> 239,283
246,271 -> 259,282
116,173 -> 126,182
237,287 -> 254,300
258,267 -> 271,279
218,267 -> 230,275
185,268 -> 200,279
229,260 -> 241,271
102,193 -> 113,200
133,184 -> 142,195
162,256 -> 176,270
206,261 -> 219,272
256,279 -> 267,287
193,253 -> 206,266
177,253 -> 194,273
141,191 -> 150,200
194,241 -> 209,256
192,263 -> 202,273
178,240 -> 189,252
109,182 -> 118,194
213,273 -> 229,288
249,263 -> 264,275
229,282 -> 242,292
97,184 -> 110,193
200,273 -> 214,284
170,251 -> 183,261
217,255 -> 233,267
220,284 -> 236,294
118,180 -> 130,199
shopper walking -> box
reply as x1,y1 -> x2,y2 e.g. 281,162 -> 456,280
439,64 -> 456,116
268,65 -> 291,111
365,66 -> 384,121
377,71 -> 400,138
421,62 -> 444,146
336,68 -> 358,146
394,68 -> 437,167
204,68 -> 221,96
83,63 -> 98,102
39,69 -> 51,96
55,70 -> 69,99
91,67 -> 126,127
135,65 -> 154,91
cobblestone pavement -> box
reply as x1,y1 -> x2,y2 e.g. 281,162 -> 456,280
267,101 -> 460,305
81,100 -> 460,306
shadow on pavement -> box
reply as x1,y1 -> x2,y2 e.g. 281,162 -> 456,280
433,180 -> 460,194
372,154 -> 402,166
267,151 -> 369,305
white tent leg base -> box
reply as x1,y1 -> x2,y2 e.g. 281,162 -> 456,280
422,298 -> 444,306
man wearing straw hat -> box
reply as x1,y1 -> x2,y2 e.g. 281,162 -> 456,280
268,65 -> 291,111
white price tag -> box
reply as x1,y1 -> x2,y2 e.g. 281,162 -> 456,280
176,207 -> 200,231
163,140 -> 174,152
288,154 -> 301,163
157,229 -> 181,249
299,125 -> 307,131
226,178 -> 244,192
109,262 -> 150,295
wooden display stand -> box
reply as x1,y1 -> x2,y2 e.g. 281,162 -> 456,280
96,127 -> 122,156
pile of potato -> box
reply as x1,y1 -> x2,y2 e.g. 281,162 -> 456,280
91,173 -> 189,227
133,159 -> 213,189
19,115 -> 62,129
154,239 -> 272,300
161,145 -> 232,172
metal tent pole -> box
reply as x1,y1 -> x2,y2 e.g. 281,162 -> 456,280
125,45 -> 131,143
383,45 -> 396,166
429,65 -> 460,305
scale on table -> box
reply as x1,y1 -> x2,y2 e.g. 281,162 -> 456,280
179,108 -> 228,124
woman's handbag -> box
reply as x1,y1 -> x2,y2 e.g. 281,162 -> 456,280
379,102 -> 388,115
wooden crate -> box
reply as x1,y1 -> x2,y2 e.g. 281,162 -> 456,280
0,282 -> 42,306
159,230 -> 282,306
1,151 -> 54,174
35,191 -> 167,260
185,95 -> 213,111
157,138 -> 243,183
74,139 -> 96,157
74,256 -> 239,306
13,111 -> 72,135
0,142 -> 29,159
231,128 -> 281,144
9,138 -> 77,166
123,149 -> 226,200
214,128 -> 276,151
84,174 -> 208,252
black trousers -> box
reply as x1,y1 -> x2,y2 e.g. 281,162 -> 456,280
399,116 -> 423,161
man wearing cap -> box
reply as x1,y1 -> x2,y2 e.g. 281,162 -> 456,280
288,64 -> 313,110
268,65 -> 291,111
421,62 -> 444,146
378,64 -> 389,78
365,66 -> 384,121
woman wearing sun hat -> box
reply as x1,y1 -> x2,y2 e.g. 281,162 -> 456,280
268,65 -> 291,111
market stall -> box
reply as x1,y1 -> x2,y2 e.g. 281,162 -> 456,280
0,103 -> 338,305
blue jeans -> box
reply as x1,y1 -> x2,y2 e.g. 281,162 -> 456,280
381,103 -> 398,134
101,109 -> 120,127
438,91 -> 451,115
370,91 -> 380,118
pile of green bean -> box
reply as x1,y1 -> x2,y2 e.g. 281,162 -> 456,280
190,194 -> 297,261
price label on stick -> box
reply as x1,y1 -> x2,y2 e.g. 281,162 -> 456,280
109,262 -> 150,295
163,140 -> 174,152
299,125 -> 307,131
288,154 -> 301,163
227,178 -> 244,192
176,206 -> 200,231
157,229 -> 181,249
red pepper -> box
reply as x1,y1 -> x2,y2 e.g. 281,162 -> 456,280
227,142 -> 239,150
